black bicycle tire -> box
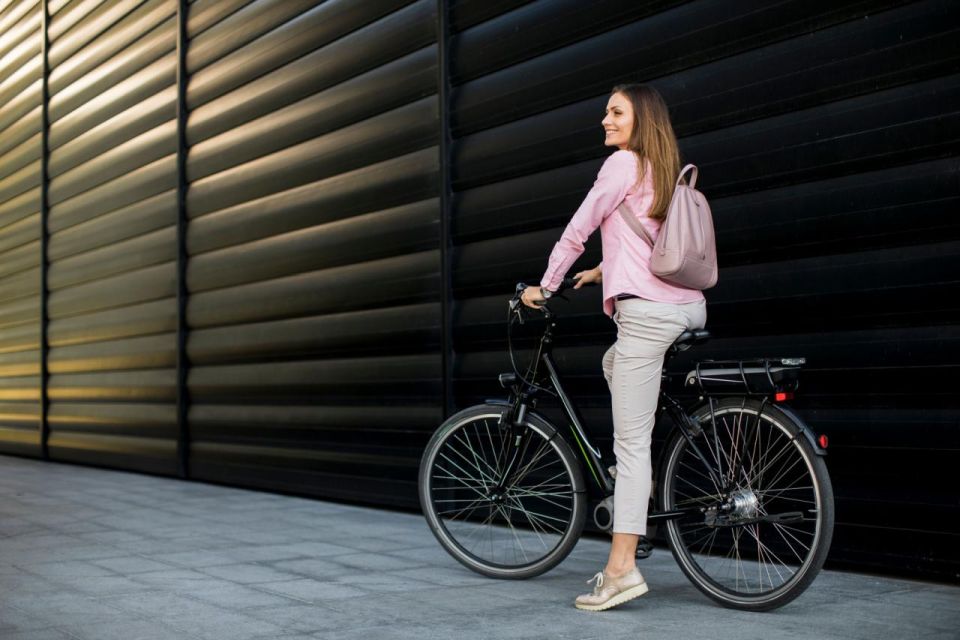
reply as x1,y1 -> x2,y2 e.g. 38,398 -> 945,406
660,398 -> 835,611
419,404 -> 587,580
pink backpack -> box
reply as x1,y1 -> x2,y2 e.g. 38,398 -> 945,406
616,164 -> 718,290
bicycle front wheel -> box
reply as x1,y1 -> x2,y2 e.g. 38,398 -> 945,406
660,398 -> 834,611
419,404 -> 587,579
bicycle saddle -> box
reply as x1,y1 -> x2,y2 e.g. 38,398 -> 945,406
672,329 -> 711,351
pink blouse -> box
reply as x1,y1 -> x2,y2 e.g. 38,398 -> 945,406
539,149 -> 705,318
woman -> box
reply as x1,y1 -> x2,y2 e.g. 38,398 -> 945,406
520,84 -> 707,611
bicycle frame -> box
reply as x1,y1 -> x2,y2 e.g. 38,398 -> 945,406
493,313 -> 718,525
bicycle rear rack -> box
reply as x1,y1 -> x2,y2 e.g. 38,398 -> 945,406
685,358 -> 805,396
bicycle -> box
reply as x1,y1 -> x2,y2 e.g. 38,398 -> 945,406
418,277 -> 834,611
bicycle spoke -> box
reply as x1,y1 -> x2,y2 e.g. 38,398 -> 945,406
446,436 -> 497,486
455,430 -> 499,486
435,496 -> 488,520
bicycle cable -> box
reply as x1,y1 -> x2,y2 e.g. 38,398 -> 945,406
506,301 -> 557,397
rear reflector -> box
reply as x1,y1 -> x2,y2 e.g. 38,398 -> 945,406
818,434 -> 829,449
774,392 -> 794,402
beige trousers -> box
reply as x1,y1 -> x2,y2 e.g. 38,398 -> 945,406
602,297 -> 707,535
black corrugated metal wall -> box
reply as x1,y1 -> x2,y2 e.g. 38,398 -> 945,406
0,0 -> 956,581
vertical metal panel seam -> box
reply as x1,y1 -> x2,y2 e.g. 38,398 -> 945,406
40,0 -> 50,459
175,0 -> 190,478
438,0 -> 454,419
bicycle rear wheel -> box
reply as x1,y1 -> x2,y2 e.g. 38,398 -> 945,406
419,404 -> 587,579
660,398 -> 834,611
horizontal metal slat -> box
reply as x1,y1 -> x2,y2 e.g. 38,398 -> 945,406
449,0 -> 529,33
187,99 -> 437,215
0,158 -> 39,204
49,298 -> 175,347
685,76 -> 960,196
0,295 -> 38,330
187,302 -> 439,365
0,75 -> 40,135
187,0 -> 323,73
0,1 -> 39,59
0,425 -> 40,455
0,211 -> 38,254
189,60 -> 435,180
0,110 -> 40,160
49,226 -> 175,289
190,403 -> 440,432
187,200 -> 437,292
186,0 -> 419,104
48,154 -> 175,232
454,0 -> 906,135
48,263 -> 175,317
188,148 -> 436,252
453,0 -> 683,84
48,369 -> 176,401
47,432 -> 177,475
49,189 -> 175,259
46,0 -> 102,38
187,0 -> 254,39
49,86 -> 175,177
49,120 -> 176,204
0,348 -> 37,376
0,20 -> 39,81
49,0 -> 170,80
187,38 -> 435,146
189,353 -> 440,396
0,239 -> 39,279
0,35 -> 39,105
458,5 -> 960,189
0,267 -> 39,304
0,401 -> 39,425
0,374 -> 39,401
48,332 -> 174,373
187,250 -> 439,328
713,158 -> 960,264
49,55 -> 174,150
49,401 -> 175,430
0,188 -> 37,230
48,15 -> 173,122
708,240 -> 960,303
0,322 -> 37,353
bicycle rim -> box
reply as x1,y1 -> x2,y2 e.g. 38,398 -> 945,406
663,401 -> 830,607
421,411 -> 581,575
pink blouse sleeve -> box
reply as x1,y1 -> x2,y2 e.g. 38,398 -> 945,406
539,150 -> 635,291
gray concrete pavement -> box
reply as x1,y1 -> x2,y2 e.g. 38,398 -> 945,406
1,454 -> 957,640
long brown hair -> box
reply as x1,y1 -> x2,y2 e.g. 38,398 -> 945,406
610,83 -> 681,221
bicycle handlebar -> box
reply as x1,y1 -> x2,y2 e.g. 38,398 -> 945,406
508,276 -> 598,324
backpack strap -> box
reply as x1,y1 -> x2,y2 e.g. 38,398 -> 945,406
678,164 -> 698,188
617,200 -> 656,249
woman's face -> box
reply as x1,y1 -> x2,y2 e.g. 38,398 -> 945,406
602,92 -> 634,150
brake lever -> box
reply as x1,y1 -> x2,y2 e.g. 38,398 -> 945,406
509,299 -> 526,325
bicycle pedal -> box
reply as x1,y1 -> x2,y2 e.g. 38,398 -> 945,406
636,536 -> 654,560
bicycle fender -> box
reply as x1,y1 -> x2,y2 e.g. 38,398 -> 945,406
767,403 -> 828,457
480,400 -> 586,492
481,399 -> 559,439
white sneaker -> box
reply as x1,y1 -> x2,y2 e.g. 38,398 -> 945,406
574,567 -> 649,611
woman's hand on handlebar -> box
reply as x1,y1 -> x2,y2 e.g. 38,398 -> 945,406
572,266 -> 602,289
520,286 -> 545,309
519,273 -> 596,309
